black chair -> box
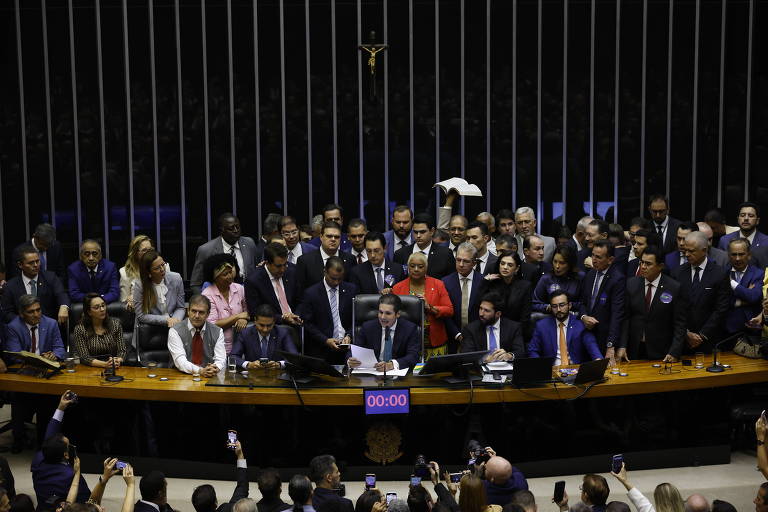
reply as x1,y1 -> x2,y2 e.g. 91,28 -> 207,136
352,294 -> 424,362
134,323 -> 172,367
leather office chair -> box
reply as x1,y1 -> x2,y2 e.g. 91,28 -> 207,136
352,294 -> 425,362
134,323 -> 172,367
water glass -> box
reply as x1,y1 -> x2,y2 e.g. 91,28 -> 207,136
146,361 -> 158,378
695,352 -> 705,368
65,358 -> 76,373
228,356 -> 237,374
192,368 -> 201,382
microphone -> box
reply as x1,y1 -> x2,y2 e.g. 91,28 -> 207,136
705,332 -> 742,373
97,352 -> 124,382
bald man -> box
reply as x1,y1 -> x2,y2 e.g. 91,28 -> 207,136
483,455 -> 528,506
684,494 -> 710,512
476,212 -> 498,256
696,222 -> 729,268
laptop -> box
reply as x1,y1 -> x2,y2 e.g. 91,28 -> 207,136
559,358 -> 610,385
511,357 -> 556,387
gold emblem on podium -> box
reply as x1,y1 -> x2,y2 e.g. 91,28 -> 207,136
364,421 -> 403,464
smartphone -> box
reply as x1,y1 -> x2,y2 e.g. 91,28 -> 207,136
410,475 -> 421,486
64,391 -> 78,403
386,493 -> 397,505
115,460 -> 128,471
365,474 -> 376,490
449,473 -> 463,483
682,359 -> 692,367
553,481 -> 565,503
227,430 -> 238,449
67,444 -> 78,463
611,454 -> 624,473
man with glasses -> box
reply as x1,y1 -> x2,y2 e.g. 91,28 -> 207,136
647,194 -> 681,255
527,290 -> 602,366
67,239 -> 120,304
2,245 -> 69,324
245,243 -> 302,326
442,242 -> 486,348
279,215 -> 317,265
295,221 -> 356,290
167,294 -> 225,376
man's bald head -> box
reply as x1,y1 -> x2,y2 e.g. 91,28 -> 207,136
696,222 -> 714,247
685,494 -> 710,512
484,456 -> 513,483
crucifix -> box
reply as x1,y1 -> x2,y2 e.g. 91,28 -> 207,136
359,30 -> 388,100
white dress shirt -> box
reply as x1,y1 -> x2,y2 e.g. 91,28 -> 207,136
167,320 -> 226,374
319,247 -> 339,266
643,273 -> 662,304
412,242 -> 432,256
689,257 -> 708,282
287,243 -> 304,264
222,239 -> 245,278
655,216 -> 670,245
24,274 -> 38,295
351,248 -> 368,263
379,320 -> 401,370
26,322 -> 41,355
476,251 -> 490,273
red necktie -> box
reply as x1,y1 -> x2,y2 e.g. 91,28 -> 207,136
30,326 -> 37,353
357,253 -> 363,264
644,283 -> 653,312
191,328 -> 204,366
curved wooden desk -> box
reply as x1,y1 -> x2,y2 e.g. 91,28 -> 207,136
0,353 -> 765,406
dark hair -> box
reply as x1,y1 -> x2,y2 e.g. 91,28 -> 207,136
309,455 -> 336,484
324,256 -> 345,273
263,213 -> 282,235
289,475 -> 313,512
458,474 -> 488,512
254,304 -> 276,320
704,209 -> 726,224
633,229 -> 661,247
355,491 -> 382,512
495,234 -> 518,251
18,294 -> 41,313
648,194 -> 670,208
321,221 -> 342,235
608,224 -> 625,243
203,253 -> 240,284
556,225 -> 573,240
140,470 -> 167,502
493,249 -> 522,276
548,290 -> 570,305
605,502 -> 630,512
322,204 -> 344,217
407,485 -> 432,512
392,205 -> 413,218
80,293 -> 111,335
522,235 -> 541,250
41,433 -> 67,464
510,489 -> 536,510
677,221 -> 699,233
728,237 -> 751,252
257,468 -> 282,500
589,219 -> 610,235
279,216 -> 299,231
711,500 -> 737,512
364,231 -> 386,247
739,201 -> 760,217
760,483 -> 768,505
191,484 -> 217,512
348,218 -> 367,230
16,244 -> 38,264
466,221 -> 489,237
139,249 -> 162,313
33,223 -> 57,245
495,208 -> 515,223
379,293 -> 402,313
592,240 -> 615,257
641,245 -> 664,266
188,294 -> 212,313
479,291 -> 505,315
412,213 -> 436,230
582,474 -> 609,506
264,242 -> 289,263
552,244 -> 577,277
433,229 -> 450,243
10,494 -> 35,512
629,217 -> 652,231
217,212 -> 238,230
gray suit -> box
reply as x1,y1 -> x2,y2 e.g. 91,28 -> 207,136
190,236 -> 258,293
133,271 -> 186,325
517,233 -> 557,263
709,247 -> 729,268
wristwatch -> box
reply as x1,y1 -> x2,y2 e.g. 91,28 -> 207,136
606,342 -> 614,348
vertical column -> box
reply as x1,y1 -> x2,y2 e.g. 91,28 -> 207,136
384,0 -> 390,225
613,0 -> 620,223
175,0 -> 187,276
280,0 -> 288,214
665,0 -> 674,198
356,0 -> 364,218
640,0 -> 647,215
588,0 -> 595,216
41,0 -> 55,227
460,0 -> 465,214
716,0 -> 726,207
331,0 -> 339,204
562,0 -> 568,224
512,0 -> 517,209
227,0 -> 237,214
201,0 -> 212,239
306,0 -> 314,220
15,0 -> 30,239
95,0 -> 110,258
744,0 -> 754,200
486,0 -> 492,213
68,0 -> 83,242
253,1 -> 263,229
536,0 -> 542,218
150,0 -> 160,248
122,0 -> 135,238
434,0 -> 440,211
690,0 -> 700,219
409,0 -> 415,211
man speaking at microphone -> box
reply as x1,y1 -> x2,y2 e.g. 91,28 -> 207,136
347,294 -> 420,371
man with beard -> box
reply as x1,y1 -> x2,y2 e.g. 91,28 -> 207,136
459,291 -> 525,362
384,205 -> 414,262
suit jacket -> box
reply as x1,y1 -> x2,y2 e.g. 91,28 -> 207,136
393,244 -> 456,280
190,236 -> 259,292
313,487 -> 354,512
5,316 -> 67,360
133,272 -> 186,326
349,260 -> 406,295
244,265 -> 299,321
718,230 -> 768,251
295,249 -> 357,292
664,250 -> 688,272
724,265 -> 764,334
527,315 -> 602,364
672,260 -> 732,351
1,271 -> 70,323
478,252 -> 498,276
516,233 -> 556,263
620,274 -> 687,359
460,318 -> 526,359
9,240 -> 67,280
256,499 -> 292,512
612,246 -> 630,276
484,278 -> 532,325
625,258 -> 642,279
519,261 -> 552,289
576,247 -> 592,271
442,271 -> 486,343
751,246 -> 768,269
655,216 -> 681,255
230,325 -> 298,367
353,317 -> 421,369
217,465 -> 250,512
31,415 -> 91,506
67,259 -> 120,304
287,241 -> 319,263
576,265 -> 626,352
383,229 -> 413,262
297,280 -> 357,363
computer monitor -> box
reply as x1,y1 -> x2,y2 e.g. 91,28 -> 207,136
416,350 -> 489,383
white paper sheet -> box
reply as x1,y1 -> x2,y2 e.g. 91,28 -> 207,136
350,345 -> 379,368
352,367 -> 410,377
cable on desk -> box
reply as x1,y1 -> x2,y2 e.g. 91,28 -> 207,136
450,377 -> 475,417
289,374 -> 311,412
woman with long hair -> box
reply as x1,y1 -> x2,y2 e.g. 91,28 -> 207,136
133,250 -> 185,327
653,483 -> 684,512
71,293 -> 126,368
484,250 -> 532,325
532,244 -> 583,313
119,235 -> 154,310
458,474 -> 500,512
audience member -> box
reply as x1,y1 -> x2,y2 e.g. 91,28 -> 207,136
710,501 -> 735,512
664,222 -> 698,272
460,292 -> 525,362
201,254 -> 248,354
167,294 -> 225,376
626,230 -> 661,278
394,214 -> 456,280
724,238 -> 763,334
606,503 -> 630,512
191,441 -> 249,512
407,484 -> 433,512
514,207 -> 555,263
191,213 -> 258,293
627,218 -> 653,261
353,491 -> 383,512
495,210 -> 516,238
647,195 -> 681,255
133,250 -> 185,328
120,235 -> 156,310
528,291 -> 601,365
494,234 -> 518,254
459,473 -> 500,512
5,294 -> 66,361
67,240 -> 120,304
684,494 -> 710,512
696,223 -> 729,268
2,245 -> 69,325
653,483 -> 684,512
482,455 -> 528,506
309,455 -> 353,512
9,224 -> 66,280
387,500 -> 408,512
754,483 -> 768,512
349,232 -> 405,295
483,251 -> 532,326
230,304 -> 298,370
135,470 -> 168,512
392,252 -> 454,358
280,216 -> 318,265
532,245 -> 582,314
287,475 -> 313,512
308,204 -> 352,253
296,221 -> 355,290
443,243 -> 486,345
509,490 -> 535,512
610,463 -> 653,512
579,219 -> 609,270
245,243 -> 302,326
518,236 -> 552,288
567,216 -> 594,253
475,213 -> 498,255
718,202 -> 768,251
71,293 -> 126,368
446,216 -> 470,255
704,209 -> 730,249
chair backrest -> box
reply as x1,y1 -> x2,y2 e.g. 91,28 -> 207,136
134,323 -> 171,367
352,294 -> 424,361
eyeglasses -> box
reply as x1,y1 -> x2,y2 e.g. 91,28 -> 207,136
90,303 -> 107,311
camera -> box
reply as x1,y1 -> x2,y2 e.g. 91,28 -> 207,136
64,391 -> 78,403
467,440 -> 491,466
413,454 -> 431,479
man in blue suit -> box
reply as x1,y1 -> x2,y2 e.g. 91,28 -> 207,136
718,202 -> 768,251
576,240 -> 625,358
443,243 -> 486,350
31,390 -> 90,506
528,290 -> 602,365
383,205 -> 414,262
230,304 -> 298,369
2,245 -> 70,324
67,239 -> 120,304
724,238 -> 764,335
5,294 -> 66,360
280,215 -> 318,265
664,221 -> 698,272
297,257 -> 358,365
347,294 -> 420,371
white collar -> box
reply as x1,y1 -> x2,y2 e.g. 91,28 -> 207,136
323,279 -> 339,294
477,250 -> 489,262
382,319 -> 398,332
487,317 -> 501,330
320,247 -> 338,260
459,271 -> 474,282
265,266 -> 280,281
645,273 -> 662,288
413,242 -> 432,255
186,319 -> 207,334
222,238 -> 240,252
656,217 -> 669,229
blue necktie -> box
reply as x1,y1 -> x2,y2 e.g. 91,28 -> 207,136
29,279 -> 37,296
382,327 -> 393,361
376,267 -> 385,291
261,336 -> 269,359
488,326 -> 497,351
590,271 -> 603,310
39,251 -> 47,272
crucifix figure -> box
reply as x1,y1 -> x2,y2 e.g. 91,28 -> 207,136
358,30 -> 388,100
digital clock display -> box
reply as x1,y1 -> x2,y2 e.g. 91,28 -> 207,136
364,388 -> 410,415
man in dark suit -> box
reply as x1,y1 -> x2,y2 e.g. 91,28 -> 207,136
620,245 -> 687,361
256,468 -> 292,512
578,219 -> 609,270
9,223 -> 66,280
347,294 -> 420,370
566,215 -> 594,253
664,221 -> 698,272
280,215 -> 318,265
254,213 -> 283,265
135,471 -> 169,512
672,231 -> 732,353
648,194 -> 681,255
718,202 -> 768,251
575,240 -> 625,358
307,204 -> 352,252
349,232 -> 405,294
384,205 -> 414,262
2,245 -> 70,324
394,213 -> 456,279
245,243 -> 302,326
230,304 -> 299,369
519,235 -> 552,288
465,221 -> 498,275
5,295 -> 66,360
190,441 -> 250,512
295,221 -> 356,290
527,290 -> 602,365
67,239 -> 120,304
310,455 -> 354,512
460,291 -> 525,361
625,230 -> 660,279
31,391 -> 90,506
724,238 -> 764,335
443,243 -> 486,349
190,213 -> 259,293
696,221 -> 730,268
297,257 -> 357,364
347,218 -> 369,264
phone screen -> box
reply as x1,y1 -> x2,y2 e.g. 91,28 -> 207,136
410,476 -> 421,486
611,454 -> 624,473
116,461 -> 127,470
386,493 -> 397,505
365,475 -> 376,488
227,430 -> 238,448
553,481 -> 565,503
449,473 -> 462,483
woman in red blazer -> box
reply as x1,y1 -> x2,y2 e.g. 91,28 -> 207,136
391,252 -> 454,358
